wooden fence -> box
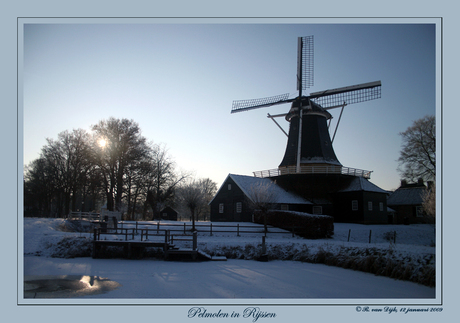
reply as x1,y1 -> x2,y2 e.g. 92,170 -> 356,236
114,221 -> 301,237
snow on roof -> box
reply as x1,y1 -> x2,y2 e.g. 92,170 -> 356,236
339,177 -> 388,193
338,176 -> 388,194
387,186 -> 426,206
211,173 -> 312,205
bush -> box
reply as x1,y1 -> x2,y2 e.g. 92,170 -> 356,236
253,210 -> 334,239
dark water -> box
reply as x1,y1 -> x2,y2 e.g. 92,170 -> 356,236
24,275 -> 121,298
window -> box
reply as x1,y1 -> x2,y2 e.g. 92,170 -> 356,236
219,203 -> 224,214
368,201 -> 373,211
312,206 -> 322,215
236,202 -> 242,213
352,200 -> 358,211
228,184 -> 232,190
281,204 -> 289,211
416,206 -> 424,217
379,202 -> 384,212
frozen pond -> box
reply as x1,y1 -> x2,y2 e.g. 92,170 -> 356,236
23,256 -> 435,301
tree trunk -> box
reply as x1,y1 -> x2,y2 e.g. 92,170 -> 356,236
191,208 -> 196,231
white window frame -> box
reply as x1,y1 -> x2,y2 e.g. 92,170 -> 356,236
236,202 -> 242,213
228,184 -> 232,190
352,200 -> 358,211
368,201 -> 373,211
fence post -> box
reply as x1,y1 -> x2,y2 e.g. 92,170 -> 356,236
394,231 -> 397,244
348,229 -> 351,242
157,222 -> 160,234
132,228 -> 135,240
136,221 -> 138,234
184,222 -> 186,234
262,236 -> 266,254
210,223 -> 213,236
369,230 -> 372,243
164,230 -> 169,253
237,224 -> 240,237
193,231 -> 197,251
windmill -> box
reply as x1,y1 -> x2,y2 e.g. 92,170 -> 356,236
231,36 -> 381,175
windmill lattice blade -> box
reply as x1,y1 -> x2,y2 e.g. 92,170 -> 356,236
311,81 -> 381,108
297,36 -> 314,91
231,93 -> 291,113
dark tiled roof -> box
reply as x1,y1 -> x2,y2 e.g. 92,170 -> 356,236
210,174 -> 312,205
229,174 -> 312,205
387,186 -> 426,206
338,176 -> 388,193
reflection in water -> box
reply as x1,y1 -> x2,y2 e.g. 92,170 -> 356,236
24,275 -> 121,298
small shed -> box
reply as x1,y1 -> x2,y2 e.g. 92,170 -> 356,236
387,179 -> 433,224
335,176 -> 390,224
160,206 -> 178,221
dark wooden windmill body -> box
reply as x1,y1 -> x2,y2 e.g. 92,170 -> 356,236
278,99 -> 341,171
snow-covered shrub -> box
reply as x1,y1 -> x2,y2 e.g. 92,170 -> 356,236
57,220 -> 94,233
50,236 -> 92,258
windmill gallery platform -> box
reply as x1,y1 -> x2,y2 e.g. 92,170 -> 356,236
91,227 -> 226,261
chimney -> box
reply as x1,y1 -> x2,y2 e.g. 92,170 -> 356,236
400,179 -> 407,187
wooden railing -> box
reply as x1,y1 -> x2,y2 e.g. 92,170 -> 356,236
253,165 -> 372,179
108,221 -> 302,238
66,211 -> 100,221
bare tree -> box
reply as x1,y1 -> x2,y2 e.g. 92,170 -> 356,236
178,179 -> 206,231
422,182 -> 436,218
24,128 -> 107,217
145,144 -> 188,220
91,118 -> 151,212
195,178 -> 218,221
24,157 -> 55,217
246,181 -> 278,234
41,129 -> 93,216
398,115 -> 436,182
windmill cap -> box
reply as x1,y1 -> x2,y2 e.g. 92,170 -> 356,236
286,97 -> 332,121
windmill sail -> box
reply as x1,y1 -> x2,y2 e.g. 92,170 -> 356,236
311,81 -> 381,109
231,93 -> 291,114
297,36 -> 314,92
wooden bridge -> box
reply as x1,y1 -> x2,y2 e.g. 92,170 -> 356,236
91,227 -> 226,261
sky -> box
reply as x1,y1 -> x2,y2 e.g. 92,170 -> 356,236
22,23 -> 437,191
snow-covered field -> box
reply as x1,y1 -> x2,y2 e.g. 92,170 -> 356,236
22,218 -> 437,301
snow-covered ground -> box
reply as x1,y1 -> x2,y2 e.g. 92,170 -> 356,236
22,218 -> 437,302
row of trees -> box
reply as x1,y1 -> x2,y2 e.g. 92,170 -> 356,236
24,117 -> 217,221
24,114 -> 436,220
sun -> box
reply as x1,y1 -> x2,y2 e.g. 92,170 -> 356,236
98,138 -> 107,148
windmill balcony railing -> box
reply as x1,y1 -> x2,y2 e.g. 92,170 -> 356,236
253,166 -> 372,179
